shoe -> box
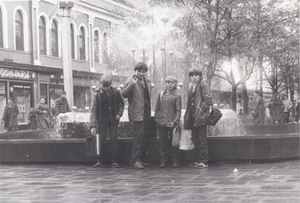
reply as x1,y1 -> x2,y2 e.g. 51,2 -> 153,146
159,163 -> 166,168
93,161 -> 103,168
112,162 -> 120,168
197,163 -> 208,168
132,161 -> 144,169
172,163 -> 179,168
188,162 -> 200,168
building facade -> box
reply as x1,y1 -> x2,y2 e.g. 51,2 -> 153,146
0,0 -> 132,131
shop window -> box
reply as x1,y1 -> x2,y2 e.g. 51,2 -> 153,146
15,10 -> 24,51
102,32 -> 108,63
79,26 -> 85,60
51,20 -> 58,57
0,8 -> 3,48
40,84 -> 47,101
49,85 -> 63,106
0,82 -> 6,132
39,16 -> 46,55
74,86 -> 91,110
94,30 -> 99,63
71,24 -> 75,59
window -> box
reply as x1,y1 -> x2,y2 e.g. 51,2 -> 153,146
15,10 -> 24,51
79,27 -> 85,60
94,30 -> 99,63
102,32 -> 108,63
39,17 -> 46,55
51,20 -> 58,57
70,24 -> 75,59
0,8 -> 3,48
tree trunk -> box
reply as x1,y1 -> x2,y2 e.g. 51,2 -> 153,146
232,85 -> 237,112
242,82 -> 249,115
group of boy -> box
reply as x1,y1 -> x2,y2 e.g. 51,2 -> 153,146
89,62 -> 212,169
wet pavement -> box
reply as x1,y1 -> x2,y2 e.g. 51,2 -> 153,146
0,160 -> 300,203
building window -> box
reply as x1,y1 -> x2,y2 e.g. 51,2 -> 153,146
71,24 -> 75,59
79,27 -> 85,60
0,8 -> 3,48
94,30 -> 99,63
51,20 -> 58,57
102,32 -> 108,63
39,17 -> 46,55
15,10 -> 24,51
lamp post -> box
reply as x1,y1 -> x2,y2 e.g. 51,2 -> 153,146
131,49 -> 135,66
59,1 -> 74,107
161,17 -> 169,85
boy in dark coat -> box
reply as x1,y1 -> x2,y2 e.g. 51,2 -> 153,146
154,75 -> 181,168
27,108 -> 37,130
184,68 -> 212,168
54,91 -> 71,116
1,98 -> 19,132
90,74 -> 125,168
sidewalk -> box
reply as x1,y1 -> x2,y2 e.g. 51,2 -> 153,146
0,160 -> 300,202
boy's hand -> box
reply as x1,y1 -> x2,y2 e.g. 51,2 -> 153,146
115,115 -> 120,120
168,122 -> 176,128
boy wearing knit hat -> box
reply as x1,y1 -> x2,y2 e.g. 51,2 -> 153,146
90,74 -> 125,168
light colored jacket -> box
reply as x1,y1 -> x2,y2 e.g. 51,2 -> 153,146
154,89 -> 181,127
283,99 -> 292,112
121,75 -> 151,122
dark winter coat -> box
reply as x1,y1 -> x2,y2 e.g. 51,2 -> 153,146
2,103 -> 19,129
54,97 -> 70,115
154,89 -> 181,127
90,87 -> 125,128
121,75 -> 151,122
184,80 -> 212,129
35,102 -> 52,130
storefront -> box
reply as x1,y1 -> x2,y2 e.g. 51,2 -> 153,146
0,67 -> 36,132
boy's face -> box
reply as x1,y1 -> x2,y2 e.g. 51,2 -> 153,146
165,80 -> 176,91
135,69 -> 146,79
101,84 -> 110,93
190,74 -> 200,84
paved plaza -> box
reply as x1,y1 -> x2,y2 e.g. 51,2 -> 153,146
0,160 -> 300,203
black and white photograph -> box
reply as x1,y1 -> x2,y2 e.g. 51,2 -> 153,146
0,0 -> 299,202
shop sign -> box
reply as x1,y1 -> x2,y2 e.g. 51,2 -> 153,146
0,68 -> 36,80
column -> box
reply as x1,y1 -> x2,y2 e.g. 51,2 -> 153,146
89,16 -> 95,72
32,0 -> 41,65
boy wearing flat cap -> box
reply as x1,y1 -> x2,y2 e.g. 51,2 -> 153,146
121,62 -> 151,169
184,67 -> 212,168
54,90 -> 71,116
90,74 -> 125,168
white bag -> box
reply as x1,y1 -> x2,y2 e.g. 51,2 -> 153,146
179,129 -> 194,150
172,127 -> 181,147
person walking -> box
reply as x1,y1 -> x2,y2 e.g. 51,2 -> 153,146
1,98 -> 19,132
271,94 -> 283,123
90,74 -> 125,168
121,62 -> 151,169
154,76 -> 181,168
35,97 -> 53,130
184,68 -> 212,168
282,95 -> 293,123
54,91 -> 71,116
251,90 -> 265,125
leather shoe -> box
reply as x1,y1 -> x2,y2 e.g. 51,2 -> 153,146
132,161 -> 144,169
93,161 -> 103,168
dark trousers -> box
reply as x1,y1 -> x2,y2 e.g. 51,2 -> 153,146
98,122 -> 118,163
158,127 -> 180,164
192,125 -> 208,164
283,112 -> 290,123
131,121 -> 147,163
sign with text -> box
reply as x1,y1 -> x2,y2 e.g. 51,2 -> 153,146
0,68 -> 36,80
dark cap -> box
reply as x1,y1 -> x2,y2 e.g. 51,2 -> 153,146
134,62 -> 148,72
188,67 -> 202,77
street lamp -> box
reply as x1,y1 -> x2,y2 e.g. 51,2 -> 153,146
131,49 -> 135,66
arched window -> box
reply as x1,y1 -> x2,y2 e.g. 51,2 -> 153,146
39,16 -> 46,55
79,26 -> 85,60
15,10 -> 24,51
70,24 -> 75,59
0,8 -> 3,48
94,30 -> 99,63
102,32 -> 108,63
51,20 -> 58,57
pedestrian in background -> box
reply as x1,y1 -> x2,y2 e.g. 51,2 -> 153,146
251,90 -> 265,125
54,91 -> 71,116
154,75 -> 181,168
27,107 -> 37,130
35,97 -> 52,130
282,95 -> 292,123
271,94 -> 283,123
90,74 -> 125,168
121,62 -> 151,169
184,68 -> 212,168
1,97 -> 19,132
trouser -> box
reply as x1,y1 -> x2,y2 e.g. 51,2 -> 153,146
131,121 -> 147,163
158,127 -> 180,164
98,122 -> 118,163
191,125 -> 208,164
283,112 -> 290,123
